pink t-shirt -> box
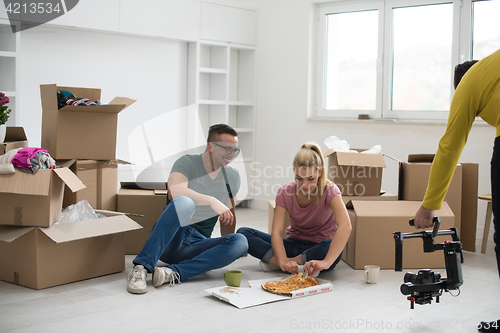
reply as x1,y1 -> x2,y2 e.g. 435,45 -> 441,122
275,181 -> 341,243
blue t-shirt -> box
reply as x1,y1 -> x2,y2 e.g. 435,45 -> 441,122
169,154 -> 240,237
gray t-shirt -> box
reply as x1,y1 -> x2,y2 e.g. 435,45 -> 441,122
169,154 -> 240,237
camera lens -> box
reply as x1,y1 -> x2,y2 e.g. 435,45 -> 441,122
404,272 -> 416,284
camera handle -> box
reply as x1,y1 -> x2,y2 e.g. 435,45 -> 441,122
394,217 -> 462,271
395,217 -> 440,271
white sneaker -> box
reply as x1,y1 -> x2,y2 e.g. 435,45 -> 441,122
153,267 -> 181,287
259,260 -> 280,272
127,265 -> 148,294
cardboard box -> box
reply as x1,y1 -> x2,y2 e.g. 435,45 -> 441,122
323,148 -> 386,196
59,159 -> 127,211
0,167 -> 85,227
459,163 -> 479,252
0,211 -> 142,290
397,154 -> 478,251
268,200 -> 290,234
117,188 -> 168,254
1,127 -> 28,155
344,200 -> 455,269
267,193 -> 397,234
40,84 -> 136,160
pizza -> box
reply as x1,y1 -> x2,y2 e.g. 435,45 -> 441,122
262,273 -> 319,295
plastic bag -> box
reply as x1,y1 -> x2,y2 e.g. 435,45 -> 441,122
324,136 -> 351,152
55,199 -> 99,224
324,136 -> 382,154
360,145 -> 382,154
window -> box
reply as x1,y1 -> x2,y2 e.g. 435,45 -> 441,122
471,0 -> 500,60
315,0 -> 491,121
324,10 -> 379,112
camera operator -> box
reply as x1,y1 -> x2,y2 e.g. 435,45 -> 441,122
413,49 -> 500,332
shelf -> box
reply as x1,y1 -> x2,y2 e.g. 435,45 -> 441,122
0,51 -> 15,57
198,100 -> 226,105
228,101 -> 254,106
229,48 -> 255,102
199,43 -> 227,70
229,105 -> 254,129
199,72 -> 226,101
235,127 -> 254,133
0,57 -> 16,92
0,23 -> 16,53
199,67 -> 227,74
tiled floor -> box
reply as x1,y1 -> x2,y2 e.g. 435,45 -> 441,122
0,207 -> 498,333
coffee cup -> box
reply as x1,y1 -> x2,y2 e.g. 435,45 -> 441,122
223,270 -> 242,287
364,265 -> 380,284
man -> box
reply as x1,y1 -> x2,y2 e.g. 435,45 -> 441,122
127,124 -> 248,294
413,49 -> 500,332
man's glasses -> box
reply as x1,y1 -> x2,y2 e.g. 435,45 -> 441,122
211,142 -> 241,156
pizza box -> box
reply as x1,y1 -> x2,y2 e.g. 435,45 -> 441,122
205,276 -> 333,309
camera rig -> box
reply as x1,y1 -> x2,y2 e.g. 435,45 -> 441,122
393,217 -> 464,309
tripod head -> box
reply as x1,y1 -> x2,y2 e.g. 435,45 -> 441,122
393,217 -> 463,309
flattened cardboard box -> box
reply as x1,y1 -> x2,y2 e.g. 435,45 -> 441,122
1,127 -> 28,155
206,276 -> 333,309
40,84 -> 136,160
0,211 -> 142,290
267,193 -> 397,234
323,148 -> 386,196
397,154 -> 478,252
0,167 -> 85,227
117,188 -> 167,254
344,200 -> 455,269
59,159 -> 129,211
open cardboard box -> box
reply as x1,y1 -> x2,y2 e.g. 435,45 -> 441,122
344,200 -> 455,269
40,84 -> 136,160
117,188 -> 168,254
0,167 -> 85,227
205,276 -> 333,309
323,148 -> 386,196
0,210 -> 142,290
1,127 -> 28,155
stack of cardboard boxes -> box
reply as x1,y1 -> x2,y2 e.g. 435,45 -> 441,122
0,84 -> 142,290
268,148 -> 479,270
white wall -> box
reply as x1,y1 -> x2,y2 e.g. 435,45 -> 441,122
252,0 -> 494,237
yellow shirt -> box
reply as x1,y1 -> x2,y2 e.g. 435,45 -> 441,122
423,49 -> 500,210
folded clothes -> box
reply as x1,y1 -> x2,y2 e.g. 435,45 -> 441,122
12,147 -> 56,174
66,98 -> 98,106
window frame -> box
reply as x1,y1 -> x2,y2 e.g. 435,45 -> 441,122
314,0 -> 468,121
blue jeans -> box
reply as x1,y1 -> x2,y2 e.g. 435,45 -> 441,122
133,196 -> 248,282
236,227 -> 342,271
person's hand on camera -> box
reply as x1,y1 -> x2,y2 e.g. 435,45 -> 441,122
413,205 -> 435,229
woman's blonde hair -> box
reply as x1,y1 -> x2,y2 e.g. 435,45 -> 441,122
293,142 -> 329,202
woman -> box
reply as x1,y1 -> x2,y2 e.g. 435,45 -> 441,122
237,142 -> 352,276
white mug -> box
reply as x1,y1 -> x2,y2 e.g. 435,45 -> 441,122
364,265 -> 380,284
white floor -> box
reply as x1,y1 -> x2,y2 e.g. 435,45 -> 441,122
0,207 -> 499,333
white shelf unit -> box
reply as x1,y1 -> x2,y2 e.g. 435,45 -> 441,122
188,40 -> 256,200
0,20 -> 18,126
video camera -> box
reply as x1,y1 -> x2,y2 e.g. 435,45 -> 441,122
393,217 -> 463,309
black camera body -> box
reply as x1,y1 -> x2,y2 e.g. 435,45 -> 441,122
394,217 -> 463,309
